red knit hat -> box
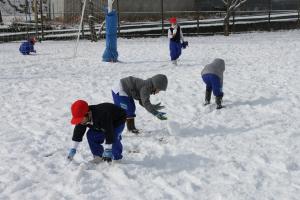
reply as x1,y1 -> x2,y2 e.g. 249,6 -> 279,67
71,100 -> 89,125
169,17 -> 177,24
29,37 -> 37,44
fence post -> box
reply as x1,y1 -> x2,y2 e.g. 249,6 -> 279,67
0,10 -> 3,25
80,0 -> 85,39
232,11 -> 235,33
197,11 -> 199,34
117,0 -> 120,35
161,0 -> 164,35
47,0 -> 51,19
298,10 -> 300,28
25,0 -> 29,39
268,0 -> 271,31
34,0 -> 39,38
39,0 -> 44,40
298,0 -> 300,27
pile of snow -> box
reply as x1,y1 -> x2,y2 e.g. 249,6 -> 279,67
0,30 -> 299,199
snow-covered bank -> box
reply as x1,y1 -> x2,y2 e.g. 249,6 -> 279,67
0,30 -> 299,200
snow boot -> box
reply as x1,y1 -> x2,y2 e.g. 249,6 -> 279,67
216,95 -> 223,109
126,118 -> 140,134
172,60 -> 178,66
204,89 -> 212,105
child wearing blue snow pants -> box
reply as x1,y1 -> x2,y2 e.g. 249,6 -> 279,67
87,124 -> 125,160
19,37 -> 36,55
201,58 -> 225,109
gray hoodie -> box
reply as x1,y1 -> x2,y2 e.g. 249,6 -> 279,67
201,58 -> 225,85
120,74 -> 168,115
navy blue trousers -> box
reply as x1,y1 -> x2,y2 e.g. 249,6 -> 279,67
112,91 -> 136,118
169,40 -> 182,61
86,124 -> 125,160
202,74 -> 223,97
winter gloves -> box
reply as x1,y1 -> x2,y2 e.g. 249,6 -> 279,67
102,144 -> 113,162
181,41 -> 188,49
127,102 -> 167,133
153,102 -> 165,110
153,102 -> 167,120
67,148 -> 76,160
156,112 -> 167,120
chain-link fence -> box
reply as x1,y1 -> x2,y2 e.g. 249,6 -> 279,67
1,0 -> 300,42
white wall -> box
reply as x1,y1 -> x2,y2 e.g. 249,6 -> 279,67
48,0 -> 64,19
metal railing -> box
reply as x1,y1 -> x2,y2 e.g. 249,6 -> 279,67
1,9 -> 300,42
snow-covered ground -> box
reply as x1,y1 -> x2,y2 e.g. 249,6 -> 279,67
0,30 -> 300,200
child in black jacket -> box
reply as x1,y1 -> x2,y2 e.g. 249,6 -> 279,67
67,100 -> 127,163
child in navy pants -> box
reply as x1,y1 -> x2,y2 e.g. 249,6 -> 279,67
168,17 -> 184,65
201,58 -> 225,109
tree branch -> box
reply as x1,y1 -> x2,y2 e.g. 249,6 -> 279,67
6,0 -> 25,13
222,0 -> 228,6
227,0 -> 248,12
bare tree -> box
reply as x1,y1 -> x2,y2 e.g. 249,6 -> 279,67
6,0 -> 26,13
0,9 -> 3,25
222,0 -> 248,36
0,0 -> 4,24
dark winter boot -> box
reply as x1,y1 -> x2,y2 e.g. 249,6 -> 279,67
204,89 -> 212,105
126,118 -> 140,134
216,95 -> 223,109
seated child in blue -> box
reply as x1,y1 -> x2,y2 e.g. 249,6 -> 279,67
19,37 -> 37,55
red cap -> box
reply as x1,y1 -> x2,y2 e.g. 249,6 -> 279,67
169,17 -> 177,24
71,100 -> 89,125
29,37 -> 37,44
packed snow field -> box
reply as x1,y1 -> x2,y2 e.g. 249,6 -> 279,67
0,30 -> 300,200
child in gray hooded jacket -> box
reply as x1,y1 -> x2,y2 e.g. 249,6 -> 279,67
201,58 -> 225,109
112,74 -> 168,133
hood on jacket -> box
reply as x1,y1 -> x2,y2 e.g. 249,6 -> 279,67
206,58 -> 225,74
151,74 -> 168,91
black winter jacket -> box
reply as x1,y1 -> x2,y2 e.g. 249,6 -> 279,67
170,26 -> 181,43
72,103 -> 126,144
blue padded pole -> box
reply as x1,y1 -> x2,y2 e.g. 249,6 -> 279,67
102,10 -> 118,62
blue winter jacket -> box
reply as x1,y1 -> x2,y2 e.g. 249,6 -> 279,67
19,41 -> 36,55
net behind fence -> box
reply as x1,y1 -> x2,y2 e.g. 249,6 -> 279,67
1,0 -> 300,42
